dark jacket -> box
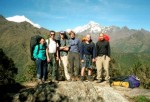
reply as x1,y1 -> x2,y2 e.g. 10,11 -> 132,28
80,41 -> 96,60
96,40 -> 110,57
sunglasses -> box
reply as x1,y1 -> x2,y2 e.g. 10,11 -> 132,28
50,33 -> 55,35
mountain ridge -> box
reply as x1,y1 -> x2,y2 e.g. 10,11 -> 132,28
0,15 -> 150,82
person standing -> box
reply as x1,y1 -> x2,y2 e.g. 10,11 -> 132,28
68,31 -> 81,81
33,37 -> 48,84
80,34 -> 96,81
58,31 -> 71,81
96,33 -> 111,83
46,31 -> 59,82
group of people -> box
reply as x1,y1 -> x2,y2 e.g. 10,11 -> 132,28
33,30 -> 111,84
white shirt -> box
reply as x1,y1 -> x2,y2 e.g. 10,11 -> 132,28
46,38 -> 59,53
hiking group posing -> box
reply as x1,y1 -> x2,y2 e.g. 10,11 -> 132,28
32,30 -> 111,84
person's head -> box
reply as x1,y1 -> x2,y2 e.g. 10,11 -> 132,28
99,33 -> 104,41
49,31 -> 55,39
39,37 -> 45,45
69,31 -> 75,39
82,37 -> 87,42
86,34 -> 91,42
59,31 -> 66,39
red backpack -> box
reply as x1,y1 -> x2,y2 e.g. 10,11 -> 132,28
98,34 -> 110,42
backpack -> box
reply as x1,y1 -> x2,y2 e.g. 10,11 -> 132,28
125,75 -> 140,88
30,35 -> 42,61
98,34 -> 110,41
109,75 -> 140,88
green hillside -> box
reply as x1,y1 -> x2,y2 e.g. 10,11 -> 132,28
0,15 -> 50,81
111,31 -> 150,53
0,15 -> 150,88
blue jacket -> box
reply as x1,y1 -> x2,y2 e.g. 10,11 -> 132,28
33,44 -> 47,60
69,38 -> 81,53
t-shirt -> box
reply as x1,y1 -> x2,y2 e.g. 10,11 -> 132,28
46,38 -> 59,53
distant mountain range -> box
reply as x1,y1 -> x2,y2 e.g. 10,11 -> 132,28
67,21 -> 111,34
68,21 -> 150,53
0,15 -> 150,80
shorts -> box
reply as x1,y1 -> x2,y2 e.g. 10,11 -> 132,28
82,54 -> 93,68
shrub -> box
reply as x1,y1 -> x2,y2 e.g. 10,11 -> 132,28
0,48 -> 18,85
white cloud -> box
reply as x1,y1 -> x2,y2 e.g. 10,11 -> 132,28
6,15 -> 41,28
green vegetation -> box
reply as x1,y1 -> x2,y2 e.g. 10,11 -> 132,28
110,53 -> 150,89
0,48 -> 17,85
0,15 -> 150,90
132,95 -> 150,102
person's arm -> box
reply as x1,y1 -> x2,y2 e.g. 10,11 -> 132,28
59,46 -> 65,50
63,39 -> 69,51
46,47 -> 50,62
107,42 -> 111,57
58,40 -> 64,50
78,39 -> 81,52
80,42 -> 84,60
96,42 -> 99,57
92,43 -> 96,62
56,42 -> 59,60
33,45 -> 38,59
45,39 -> 50,62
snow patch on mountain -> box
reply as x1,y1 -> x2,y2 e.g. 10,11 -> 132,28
6,15 -> 41,28
69,21 -> 112,34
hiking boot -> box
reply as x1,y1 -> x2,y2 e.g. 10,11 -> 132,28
87,75 -> 94,81
71,76 -> 76,81
96,79 -> 102,83
42,78 -> 46,83
67,79 -> 72,82
37,79 -> 43,84
52,79 -> 59,83
80,76 -> 85,81
75,76 -> 80,81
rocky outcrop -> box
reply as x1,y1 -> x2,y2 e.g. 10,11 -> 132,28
56,81 -> 128,102
2,81 -> 150,102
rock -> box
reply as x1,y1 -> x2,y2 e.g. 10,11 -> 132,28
113,86 -> 150,99
3,81 -> 150,102
56,81 -> 128,102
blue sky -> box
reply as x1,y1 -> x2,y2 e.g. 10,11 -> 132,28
0,0 -> 150,31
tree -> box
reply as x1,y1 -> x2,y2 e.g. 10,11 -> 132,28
0,48 -> 18,85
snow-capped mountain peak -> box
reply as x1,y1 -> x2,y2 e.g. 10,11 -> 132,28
72,21 -> 109,34
6,15 -> 41,28
88,21 -> 100,27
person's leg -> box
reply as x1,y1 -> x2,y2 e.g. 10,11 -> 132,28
68,52 -> 74,80
61,56 -> 70,80
88,68 -> 92,76
81,68 -> 85,76
87,68 -> 94,81
47,53 -> 53,81
42,60 -> 48,82
74,53 -> 80,81
87,55 -> 94,81
103,56 -> 110,81
35,59 -> 42,83
80,67 -> 85,81
51,54 -> 57,80
96,56 -> 103,82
